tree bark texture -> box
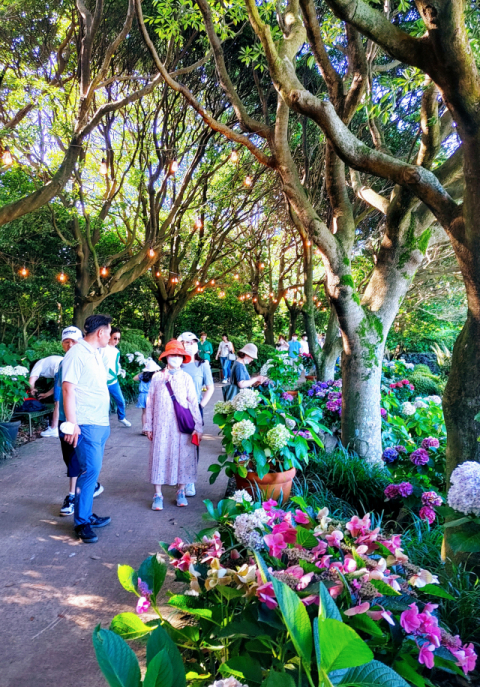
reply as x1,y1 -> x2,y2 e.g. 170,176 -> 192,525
317,308 -> 342,381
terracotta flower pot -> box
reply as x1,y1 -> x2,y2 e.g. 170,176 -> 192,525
305,375 -> 316,381
285,390 -> 298,398
235,467 -> 296,502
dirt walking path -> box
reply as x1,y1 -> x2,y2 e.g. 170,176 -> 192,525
0,386 -> 227,687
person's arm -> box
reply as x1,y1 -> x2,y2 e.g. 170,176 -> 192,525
215,343 -> 221,360
144,375 -> 158,440
133,373 -> 140,382
28,376 -> 39,394
185,374 -> 203,437
200,363 -> 214,407
37,387 -> 54,399
62,381 -> 81,447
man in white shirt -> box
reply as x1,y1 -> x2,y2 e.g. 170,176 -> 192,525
103,327 -> 131,427
61,314 -> 112,544
29,354 -> 63,438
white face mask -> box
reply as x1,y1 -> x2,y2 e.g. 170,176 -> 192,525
167,356 -> 183,368
183,341 -> 198,356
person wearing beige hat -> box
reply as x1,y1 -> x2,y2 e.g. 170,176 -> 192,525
144,340 -> 203,511
230,343 -> 268,391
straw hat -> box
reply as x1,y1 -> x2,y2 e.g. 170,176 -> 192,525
142,358 -> 161,372
159,339 -> 192,364
238,343 -> 258,360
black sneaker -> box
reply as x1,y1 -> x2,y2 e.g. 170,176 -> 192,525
90,513 -> 111,528
59,494 -> 74,516
93,482 -> 104,498
75,523 -> 98,543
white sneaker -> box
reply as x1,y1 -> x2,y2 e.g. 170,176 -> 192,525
185,483 -> 196,497
119,418 -> 131,427
222,379 -> 228,384
41,426 -> 59,438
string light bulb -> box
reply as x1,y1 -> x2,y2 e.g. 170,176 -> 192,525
210,279 -> 215,285
19,266 -> 28,277
2,147 -> 13,166
170,160 -> 178,174
99,158 -> 108,176
230,150 -> 239,163
156,271 -> 161,278
252,297 -> 257,303
148,247 -> 155,258
306,240 -> 311,246
234,273 -> 239,280
219,291 -> 225,298
244,176 -> 252,187
100,266 -> 108,277
58,271 -> 67,283
259,263 -> 265,269
195,218 -> 203,230
246,293 -> 251,299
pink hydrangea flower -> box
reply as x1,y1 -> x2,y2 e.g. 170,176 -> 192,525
272,521 -> 297,544
421,491 -> 442,507
344,602 -> 370,616
256,581 -> 277,609
419,505 -> 436,524
384,484 -> 399,500
328,581 -> 343,599
326,530 -> 344,548
367,608 -> 395,625
410,448 -> 430,466
172,551 -> 193,572
293,509 -> 310,525
451,643 -> 478,675
346,514 -> 371,538
397,482 -> 413,497
311,539 -> 328,558
417,642 -> 436,669
400,603 -> 422,633
136,577 -> 152,614
302,594 -> 319,606
264,533 -> 288,558
421,437 -> 440,449
263,499 -> 278,511
168,537 -> 184,551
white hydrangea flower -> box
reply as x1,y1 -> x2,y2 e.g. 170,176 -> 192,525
447,461 -> 480,516
233,509 -> 268,550
13,365 -> 29,376
260,360 -> 273,376
135,352 -> 147,365
401,402 -> 416,416
414,399 -> 428,409
232,489 -> 253,503
232,419 -> 256,445
232,389 -> 260,411
266,424 -> 291,452
0,365 -> 15,376
207,678 -> 249,687
214,400 -> 235,415
426,395 -> 442,405
404,362 -> 415,370
126,353 -> 134,363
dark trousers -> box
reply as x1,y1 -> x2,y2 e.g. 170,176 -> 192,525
59,431 -> 81,478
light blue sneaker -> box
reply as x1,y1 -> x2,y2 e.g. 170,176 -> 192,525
176,489 -> 188,507
185,483 -> 196,497
152,494 -> 163,511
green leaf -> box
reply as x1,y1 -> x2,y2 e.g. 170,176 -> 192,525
295,526 -> 318,548
146,625 -> 186,686
143,648 -> 173,687
219,655 -> 263,684
419,584 -> 455,600
393,658 -> 426,687
373,594 -> 416,612
167,594 -> 213,618
346,614 -> 384,638
117,565 -> 138,594
369,579 -> 401,596
270,576 -> 313,668
319,582 -> 342,622
217,620 -> 268,638
449,523 -> 480,553
254,551 -> 270,584
319,619 -> 373,673
92,625 -> 141,687
261,670 -> 296,687
137,555 -> 167,603
329,660 -> 410,686
110,613 -> 153,640
217,585 -> 245,600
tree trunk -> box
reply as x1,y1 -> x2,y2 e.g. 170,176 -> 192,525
73,301 -> 96,330
263,310 -> 275,346
302,246 -> 321,376
288,307 -> 300,339
341,334 -> 384,463
317,308 -> 342,381
443,312 -> 480,569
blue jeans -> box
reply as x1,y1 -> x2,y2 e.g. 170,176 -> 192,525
219,357 -> 231,380
74,425 -> 110,526
108,381 -> 126,420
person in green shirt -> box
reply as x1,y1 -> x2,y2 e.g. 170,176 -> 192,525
198,332 -> 213,362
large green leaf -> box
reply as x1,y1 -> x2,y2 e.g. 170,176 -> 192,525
295,526 -> 319,548
137,555 -> 167,603
110,613 -> 153,640
262,671 -> 296,687
270,576 -> 313,668
319,582 -> 342,622
143,648 -> 173,687
319,619 -> 373,673
92,626 -> 141,687
346,614 -> 384,638
254,551 -> 270,584
419,584 -> 455,600
219,655 -> 263,684
216,585 -> 245,600
369,579 -> 400,597
448,523 -> 480,553
329,660 -> 410,686
393,658 -> 426,687
117,565 -> 138,594
167,594 -> 213,618
146,625 -> 186,686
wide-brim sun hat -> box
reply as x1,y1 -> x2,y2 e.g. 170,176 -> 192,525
177,331 -> 199,343
159,339 -> 192,364
143,358 -> 161,372
238,343 -> 258,360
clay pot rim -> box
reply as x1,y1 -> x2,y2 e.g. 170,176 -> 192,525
242,466 -> 296,484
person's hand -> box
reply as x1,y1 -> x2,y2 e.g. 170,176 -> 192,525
37,392 -> 49,399
64,424 -> 81,448
146,431 -> 153,441
193,430 -> 203,442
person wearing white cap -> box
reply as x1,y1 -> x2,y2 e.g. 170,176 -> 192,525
177,332 -> 214,497
133,358 -> 161,431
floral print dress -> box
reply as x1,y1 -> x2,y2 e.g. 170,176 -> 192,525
144,369 -> 203,485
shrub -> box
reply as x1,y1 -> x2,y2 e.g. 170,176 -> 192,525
26,339 -> 63,363
410,372 -> 443,397
118,329 -> 153,358
250,343 -> 277,373
403,352 -> 440,374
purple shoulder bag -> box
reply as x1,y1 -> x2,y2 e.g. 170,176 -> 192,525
165,379 -> 195,434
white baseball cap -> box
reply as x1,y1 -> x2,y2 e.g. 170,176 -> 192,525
177,331 -> 199,343
61,326 -> 83,342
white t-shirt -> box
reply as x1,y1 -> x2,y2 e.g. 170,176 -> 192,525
61,340 -> 110,426
217,341 -> 233,357
30,355 -> 63,379
300,339 -> 309,354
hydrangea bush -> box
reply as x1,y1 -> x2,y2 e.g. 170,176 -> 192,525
95,497 -> 477,687
0,364 -> 30,421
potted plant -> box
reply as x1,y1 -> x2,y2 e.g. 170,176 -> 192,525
211,387 -> 325,500
0,364 -> 30,442
261,352 -> 302,396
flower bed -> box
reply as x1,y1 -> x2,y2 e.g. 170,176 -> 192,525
95,496 -> 477,686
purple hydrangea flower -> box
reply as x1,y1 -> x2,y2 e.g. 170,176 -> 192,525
380,408 -> 387,418
397,482 -> 414,497
383,447 -> 399,464
384,484 -> 399,500
282,392 -> 294,402
421,491 -> 443,507
410,448 -> 430,466
394,445 -> 407,454
419,505 -> 436,524
308,389 -> 314,397
421,437 -> 440,450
